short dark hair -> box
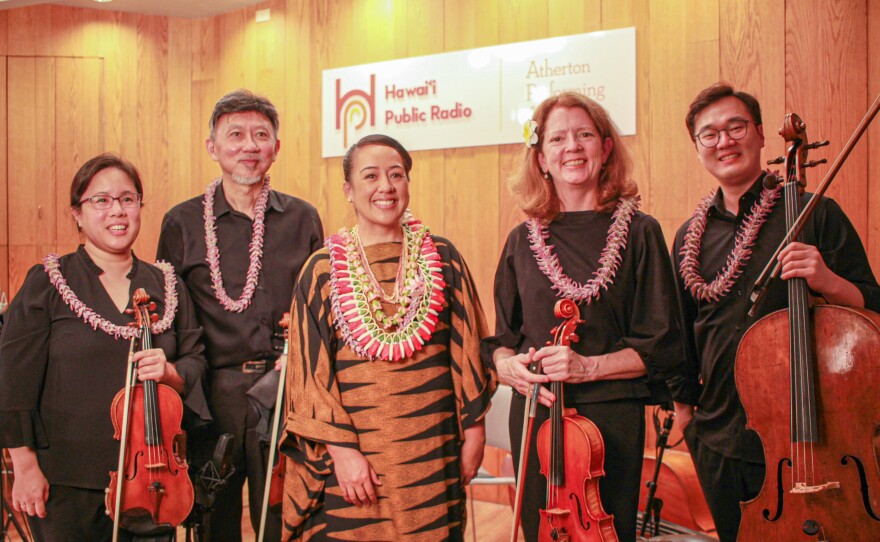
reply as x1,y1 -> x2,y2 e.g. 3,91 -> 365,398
70,153 -> 143,208
209,89 -> 279,138
342,134 -> 413,183
685,82 -> 762,141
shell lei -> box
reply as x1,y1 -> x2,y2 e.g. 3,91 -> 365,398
527,196 -> 640,304
44,254 -> 179,340
327,218 -> 446,362
203,176 -> 270,313
679,183 -> 782,302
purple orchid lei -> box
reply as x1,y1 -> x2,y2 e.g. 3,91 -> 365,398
203,176 -> 270,313
44,254 -> 178,340
527,196 -> 640,304
679,182 -> 782,302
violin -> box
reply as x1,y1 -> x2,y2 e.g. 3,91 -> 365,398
256,312 -> 291,541
736,114 -> 880,540
105,288 -> 194,540
535,299 -> 617,542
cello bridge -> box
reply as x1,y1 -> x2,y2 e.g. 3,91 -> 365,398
791,481 -> 840,494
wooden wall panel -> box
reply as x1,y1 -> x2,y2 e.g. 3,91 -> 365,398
1,0 -> 879,297
786,1 -> 869,235
54,57 -> 104,256
0,55 -> 6,297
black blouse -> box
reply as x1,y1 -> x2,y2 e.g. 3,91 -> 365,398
482,209 -> 687,405
0,246 -> 210,489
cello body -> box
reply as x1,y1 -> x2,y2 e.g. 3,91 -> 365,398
736,305 -> 880,540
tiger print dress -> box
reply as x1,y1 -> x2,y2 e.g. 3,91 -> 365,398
280,236 -> 497,541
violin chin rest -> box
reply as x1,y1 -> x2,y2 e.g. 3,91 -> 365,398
119,508 -> 175,537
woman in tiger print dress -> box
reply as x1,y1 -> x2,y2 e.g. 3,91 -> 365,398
280,134 -> 496,541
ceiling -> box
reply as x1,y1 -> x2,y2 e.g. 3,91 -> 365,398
0,0 -> 266,19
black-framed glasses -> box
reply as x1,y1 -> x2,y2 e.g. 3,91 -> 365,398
78,192 -> 142,210
694,119 -> 751,148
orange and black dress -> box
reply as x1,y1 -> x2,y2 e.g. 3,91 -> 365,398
280,234 -> 496,542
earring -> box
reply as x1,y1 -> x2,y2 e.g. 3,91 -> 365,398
542,171 -> 549,180
347,197 -> 352,203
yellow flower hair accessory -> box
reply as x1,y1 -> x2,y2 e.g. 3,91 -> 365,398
523,120 -> 538,148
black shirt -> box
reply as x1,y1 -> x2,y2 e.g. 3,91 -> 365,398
0,246 -> 210,488
482,209 -> 686,405
156,182 -> 324,368
672,175 -> 880,461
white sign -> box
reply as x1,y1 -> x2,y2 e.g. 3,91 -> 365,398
322,27 -> 636,157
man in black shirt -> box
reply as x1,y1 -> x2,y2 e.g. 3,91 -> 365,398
157,90 -> 324,541
671,82 -> 880,541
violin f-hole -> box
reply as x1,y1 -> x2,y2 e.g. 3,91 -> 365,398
762,457 -> 791,522
568,492 -> 592,531
841,454 -> 880,521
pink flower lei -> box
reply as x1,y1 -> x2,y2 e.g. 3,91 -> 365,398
44,254 -> 179,340
527,196 -> 640,304
203,176 -> 270,313
327,216 -> 446,362
679,180 -> 782,302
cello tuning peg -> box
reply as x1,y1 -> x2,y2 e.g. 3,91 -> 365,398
804,159 -> 828,168
767,156 -> 784,165
545,340 -> 553,346
150,314 -> 159,323
804,140 -> 830,150
148,302 -> 157,311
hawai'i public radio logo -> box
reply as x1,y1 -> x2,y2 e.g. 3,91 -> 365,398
336,75 -> 376,149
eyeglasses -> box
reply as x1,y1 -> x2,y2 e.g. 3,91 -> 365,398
694,119 -> 751,148
78,192 -> 142,210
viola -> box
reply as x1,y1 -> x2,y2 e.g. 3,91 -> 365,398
105,288 -> 194,539
736,114 -> 880,540
256,312 -> 291,541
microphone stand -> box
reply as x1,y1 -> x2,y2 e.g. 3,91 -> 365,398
640,410 -> 675,538
184,434 -> 236,542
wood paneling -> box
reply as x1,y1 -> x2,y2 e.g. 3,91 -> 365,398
1,0 -> 878,293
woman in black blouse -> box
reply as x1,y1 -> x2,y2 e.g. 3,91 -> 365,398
482,93 -> 686,541
0,153 -> 210,541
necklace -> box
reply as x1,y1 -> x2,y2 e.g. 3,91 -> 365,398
44,253 -> 178,340
203,176 -> 270,313
527,196 -> 640,304
679,183 -> 782,302
327,216 -> 445,362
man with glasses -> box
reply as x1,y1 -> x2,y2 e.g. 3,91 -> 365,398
670,82 -> 880,541
157,90 -> 323,541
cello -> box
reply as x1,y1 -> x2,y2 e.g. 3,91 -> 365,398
736,112 -> 880,540
105,288 -> 195,540
511,299 -> 617,542
256,312 -> 291,542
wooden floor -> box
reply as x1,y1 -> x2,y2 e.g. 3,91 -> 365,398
4,493 -> 517,542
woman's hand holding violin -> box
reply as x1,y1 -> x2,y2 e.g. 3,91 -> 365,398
494,347 -> 554,407
326,444 -> 382,507
132,348 -> 184,394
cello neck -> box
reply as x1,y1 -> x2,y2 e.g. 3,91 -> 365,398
780,114 -> 819,444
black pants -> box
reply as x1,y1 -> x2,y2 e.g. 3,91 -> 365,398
508,395 -> 645,542
684,424 -> 765,542
27,485 -> 174,542
193,367 -> 281,542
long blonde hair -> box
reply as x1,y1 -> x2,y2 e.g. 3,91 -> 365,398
509,92 -> 636,222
